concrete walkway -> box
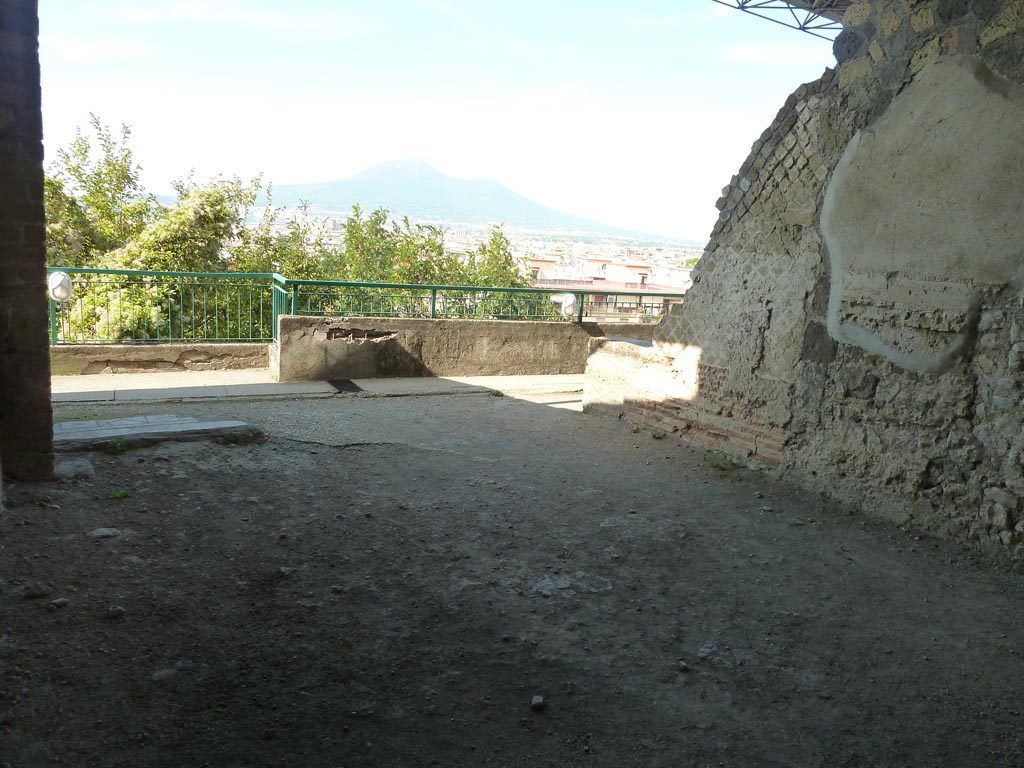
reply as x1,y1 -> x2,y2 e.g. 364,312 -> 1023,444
51,369 -> 584,403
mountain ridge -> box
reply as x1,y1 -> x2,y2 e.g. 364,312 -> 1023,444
252,159 -> 699,245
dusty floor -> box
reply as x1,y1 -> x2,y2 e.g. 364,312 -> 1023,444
3,391 -> 1024,768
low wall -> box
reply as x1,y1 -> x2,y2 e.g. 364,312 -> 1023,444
51,343 -> 269,375
272,315 -> 608,381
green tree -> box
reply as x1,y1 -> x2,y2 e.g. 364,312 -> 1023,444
464,225 -> 527,287
43,175 -> 97,267
338,206 -> 397,282
64,178 -> 260,342
49,114 -> 162,255
231,195 -> 343,279
105,177 -> 255,273
391,218 -> 466,285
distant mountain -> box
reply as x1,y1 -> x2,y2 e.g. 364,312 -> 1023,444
256,159 -> 691,244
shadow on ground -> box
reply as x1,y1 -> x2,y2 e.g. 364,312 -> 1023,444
3,391 -> 1023,767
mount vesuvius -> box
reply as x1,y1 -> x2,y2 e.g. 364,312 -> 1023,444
257,159 -> 675,241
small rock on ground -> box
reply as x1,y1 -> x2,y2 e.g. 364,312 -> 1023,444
88,528 -> 122,539
54,458 -> 96,480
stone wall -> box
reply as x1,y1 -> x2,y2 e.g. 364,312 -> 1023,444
274,315 -> 606,381
51,343 -> 269,375
585,0 -> 1024,555
0,0 -> 52,480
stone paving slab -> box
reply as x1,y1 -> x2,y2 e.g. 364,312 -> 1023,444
52,370 -> 583,403
53,414 -> 260,451
51,370 -> 336,403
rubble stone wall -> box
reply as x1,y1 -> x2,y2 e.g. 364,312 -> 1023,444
587,0 -> 1024,554
0,0 -> 53,480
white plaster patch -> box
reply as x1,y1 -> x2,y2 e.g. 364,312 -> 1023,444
822,56 -> 1024,373
633,345 -> 702,401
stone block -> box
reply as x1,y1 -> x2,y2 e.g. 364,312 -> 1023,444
1007,342 -> 1024,370
991,503 -> 1014,531
910,37 -> 941,74
981,0 -> 1024,46
843,0 -> 873,27
838,56 -> 874,88
911,8 -> 936,33
881,10 -> 902,38
984,486 -> 1019,511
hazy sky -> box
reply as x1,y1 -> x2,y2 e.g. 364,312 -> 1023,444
38,1 -> 835,242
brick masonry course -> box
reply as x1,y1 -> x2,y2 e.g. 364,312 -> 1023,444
0,0 -> 53,481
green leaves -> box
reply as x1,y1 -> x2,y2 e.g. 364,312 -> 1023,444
465,226 -> 527,288
338,208 -> 463,285
231,197 -> 343,280
108,177 -> 257,273
43,176 -> 97,267
50,114 -> 162,255
45,115 -> 534,299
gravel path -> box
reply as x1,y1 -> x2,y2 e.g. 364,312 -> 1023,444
2,392 -> 1022,767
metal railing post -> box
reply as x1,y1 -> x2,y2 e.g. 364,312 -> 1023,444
290,283 -> 298,315
430,288 -> 437,318
48,297 -> 58,344
576,292 -> 585,323
271,286 -> 279,341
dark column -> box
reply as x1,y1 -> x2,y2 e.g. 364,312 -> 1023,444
0,0 -> 54,480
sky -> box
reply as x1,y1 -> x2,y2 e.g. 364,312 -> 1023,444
37,1 -> 836,243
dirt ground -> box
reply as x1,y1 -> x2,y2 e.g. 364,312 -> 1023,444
3,390 -> 1024,767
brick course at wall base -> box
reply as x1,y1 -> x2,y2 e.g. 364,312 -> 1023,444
0,0 -> 54,480
584,340 -> 788,469
586,0 -> 1024,557
626,398 -> 786,467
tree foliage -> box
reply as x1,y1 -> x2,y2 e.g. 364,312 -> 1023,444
231,194 -> 343,280
50,114 -> 162,255
45,115 -> 529,288
107,177 -> 256,273
338,206 -> 469,285
464,226 -> 527,287
43,175 -> 97,267
45,116 -> 538,340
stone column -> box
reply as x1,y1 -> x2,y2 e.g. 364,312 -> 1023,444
0,0 -> 54,480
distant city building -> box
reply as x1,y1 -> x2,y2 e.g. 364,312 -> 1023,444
248,208 -> 702,297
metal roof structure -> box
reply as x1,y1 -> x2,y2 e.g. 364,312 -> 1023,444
711,1 -> 852,41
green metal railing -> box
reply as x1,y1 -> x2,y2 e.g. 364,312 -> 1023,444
277,278 -> 560,322
274,276 -> 685,324
47,267 -> 687,345
47,268 -> 279,345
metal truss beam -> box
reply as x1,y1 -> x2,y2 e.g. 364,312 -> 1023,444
711,1 -> 852,41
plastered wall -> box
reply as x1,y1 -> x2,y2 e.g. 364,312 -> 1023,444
588,0 -> 1024,554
